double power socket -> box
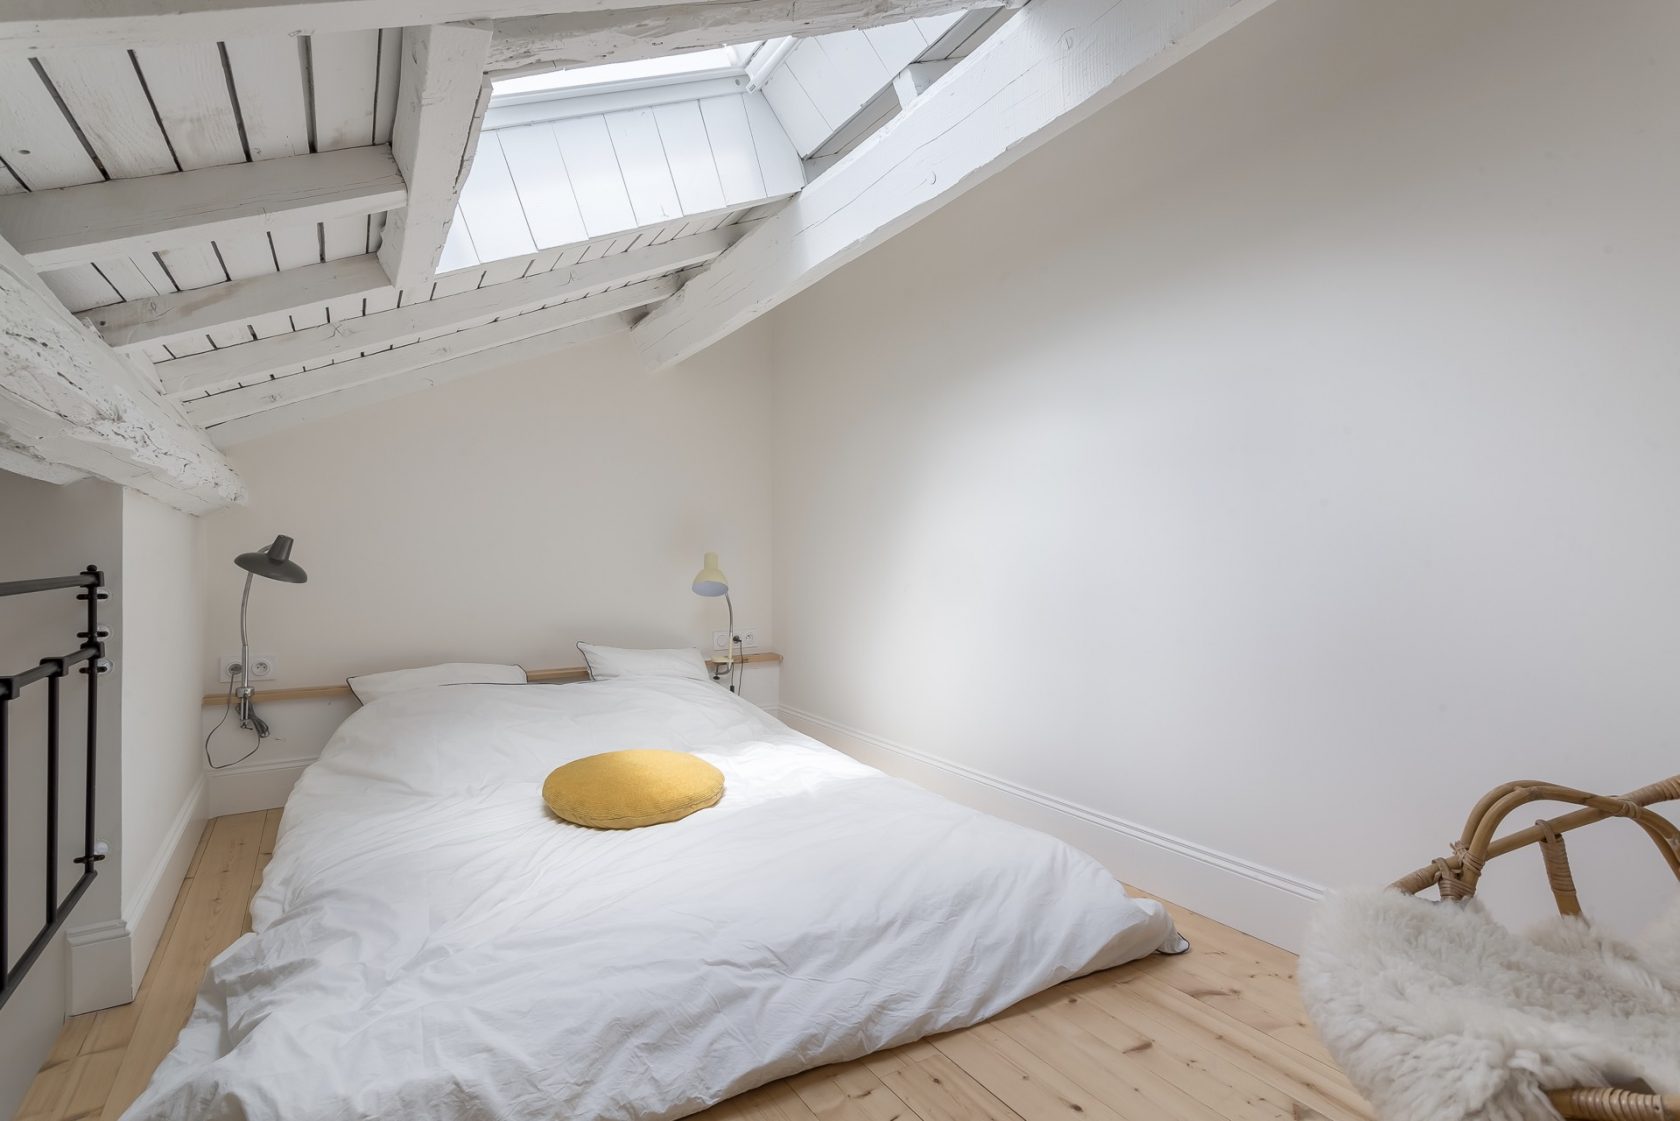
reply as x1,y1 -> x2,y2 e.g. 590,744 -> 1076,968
712,628 -> 758,652
218,653 -> 277,682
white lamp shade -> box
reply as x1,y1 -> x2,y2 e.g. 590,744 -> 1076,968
692,552 -> 729,597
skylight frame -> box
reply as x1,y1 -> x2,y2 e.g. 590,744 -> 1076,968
490,43 -> 765,108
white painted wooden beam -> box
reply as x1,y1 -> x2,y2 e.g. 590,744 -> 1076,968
187,275 -> 675,426
207,315 -> 624,447
86,254 -> 394,356
892,60 -> 956,108
0,147 -> 405,272
160,231 -> 729,397
0,2 -> 709,52
0,436 -> 88,484
0,231 -> 243,513
378,23 -> 495,292
487,0 -> 1002,70
634,0 -> 1279,370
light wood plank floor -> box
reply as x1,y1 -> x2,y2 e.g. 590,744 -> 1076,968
14,811 -> 1372,1121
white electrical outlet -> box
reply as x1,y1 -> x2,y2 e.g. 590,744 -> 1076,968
712,631 -> 731,650
738,630 -> 758,649
712,629 -> 760,651
219,653 -> 277,681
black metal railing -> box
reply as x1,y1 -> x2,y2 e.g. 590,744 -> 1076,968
0,565 -> 109,1011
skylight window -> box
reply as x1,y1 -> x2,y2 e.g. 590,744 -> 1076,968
492,43 -> 761,102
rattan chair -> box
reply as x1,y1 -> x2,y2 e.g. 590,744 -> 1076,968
1388,775 -> 1680,1121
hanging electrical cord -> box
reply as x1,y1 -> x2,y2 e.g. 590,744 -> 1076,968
204,675 -> 264,770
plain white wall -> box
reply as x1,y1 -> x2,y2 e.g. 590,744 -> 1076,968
198,322 -> 776,779
770,0 -> 1680,947
0,474 -> 124,1119
119,490 -> 207,980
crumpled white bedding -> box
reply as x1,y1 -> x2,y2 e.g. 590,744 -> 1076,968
124,679 -> 1181,1121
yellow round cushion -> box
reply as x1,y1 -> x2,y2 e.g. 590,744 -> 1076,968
542,749 -> 724,829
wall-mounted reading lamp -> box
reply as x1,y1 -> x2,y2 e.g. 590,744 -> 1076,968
691,552 -> 741,693
207,535 -> 306,769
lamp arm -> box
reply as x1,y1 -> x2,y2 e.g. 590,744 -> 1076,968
238,570 -> 254,720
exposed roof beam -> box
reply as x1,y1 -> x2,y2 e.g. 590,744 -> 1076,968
0,231 -> 243,513
86,254 -> 395,356
187,275 -> 676,426
633,0 -> 1278,370
0,1 -> 693,52
378,23 -> 495,291
488,0 -> 1002,71
160,230 -> 731,396
0,147 -> 405,272
0,436 -> 88,484
207,316 -> 623,447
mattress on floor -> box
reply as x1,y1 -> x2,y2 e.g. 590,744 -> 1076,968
124,678 -> 1180,1121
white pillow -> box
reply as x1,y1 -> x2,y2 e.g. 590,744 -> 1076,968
576,644 -> 710,684
347,662 -> 527,704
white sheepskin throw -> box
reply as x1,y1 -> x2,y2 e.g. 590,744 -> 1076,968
1298,891 -> 1680,1121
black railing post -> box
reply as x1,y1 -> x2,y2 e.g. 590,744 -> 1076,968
45,666 -> 59,925
1,694 -> 9,988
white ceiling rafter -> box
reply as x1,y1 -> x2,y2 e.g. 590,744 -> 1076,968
158,230 -> 732,398
484,0 -> 1006,72
0,230 -> 244,512
0,147 -> 406,271
633,0 -> 1280,369
187,275 -> 677,427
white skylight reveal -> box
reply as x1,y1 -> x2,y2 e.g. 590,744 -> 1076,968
491,43 -> 762,102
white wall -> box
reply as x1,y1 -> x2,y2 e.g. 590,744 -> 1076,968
198,322 -> 777,808
0,473 -> 124,1120
119,491 -> 207,985
770,0 -> 1680,948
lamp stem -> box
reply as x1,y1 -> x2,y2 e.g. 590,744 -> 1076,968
238,571 -> 254,724
726,592 -> 737,693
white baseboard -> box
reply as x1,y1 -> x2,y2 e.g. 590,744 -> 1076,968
64,919 -> 131,1015
123,775 -> 208,988
207,755 -> 313,817
66,775 -> 212,1014
778,706 -> 1325,952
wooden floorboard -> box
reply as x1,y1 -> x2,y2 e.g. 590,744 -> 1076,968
13,814 -> 1373,1121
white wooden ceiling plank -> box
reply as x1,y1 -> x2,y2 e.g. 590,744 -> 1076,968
217,234 -> 280,280
913,10 -> 967,47
311,28 -> 381,263
36,48 -> 177,178
249,310 -> 301,339
290,304 -> 329,329
0,166 -> 20,194
429,270 -> 483,300
477,256 -> 532,287
652,101 -> 727,216
697,96 -> 767,206
758,67 -> 829,158
269,225 -> 322,270
780,40 -> 843,132
126,252 -> 177,294
742,91 -> 805,198
41,265 -> 120,312
91,257 -> 164,302
436,209 -> 481,272
633,0 -> 1273,370
553,115 -> 638,238
224,36 -> 311,161
603,108 -> 682,228
455,130 -> 538,262
0,58 -> 103,189
946,6 -> 1015,58
372,28 -> 400,145
131,42 -> 245,170
496,122 -> 589,249
163,334 -> 215,358
863,20 -> 932,72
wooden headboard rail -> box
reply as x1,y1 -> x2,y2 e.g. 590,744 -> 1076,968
200,652 -> 783,707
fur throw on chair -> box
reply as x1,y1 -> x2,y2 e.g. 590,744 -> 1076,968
1299,891 -> 1680,1121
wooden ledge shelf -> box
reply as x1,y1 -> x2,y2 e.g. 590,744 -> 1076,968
201,651 -> 783,706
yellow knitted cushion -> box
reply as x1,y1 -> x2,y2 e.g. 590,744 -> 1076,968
542,749 -> 724,829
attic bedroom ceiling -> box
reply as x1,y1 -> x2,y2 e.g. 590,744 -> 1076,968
0,0 -> 1278,515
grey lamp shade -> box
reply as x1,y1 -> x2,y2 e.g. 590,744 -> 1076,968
235,535 -> 308,583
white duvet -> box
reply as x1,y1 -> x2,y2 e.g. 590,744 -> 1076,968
126,680 -> 1180,1121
